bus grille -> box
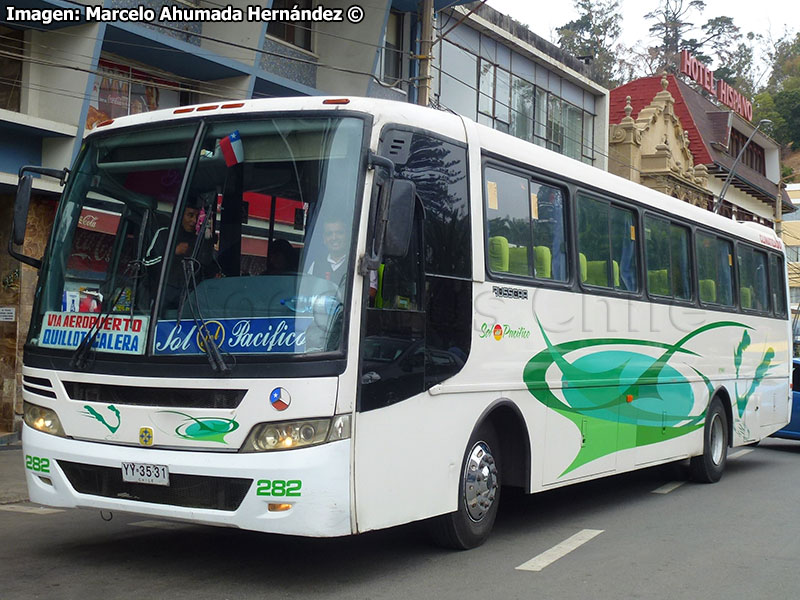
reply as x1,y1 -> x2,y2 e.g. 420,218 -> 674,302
58,461 -> 251,512
62,382 -> 246,409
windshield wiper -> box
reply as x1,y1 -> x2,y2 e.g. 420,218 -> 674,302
180,258 -> 231,374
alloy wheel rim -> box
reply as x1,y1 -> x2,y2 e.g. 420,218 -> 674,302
709,412 -> 725,465
463,441 -> 498,522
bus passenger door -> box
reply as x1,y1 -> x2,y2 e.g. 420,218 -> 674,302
360,205 -> 426,411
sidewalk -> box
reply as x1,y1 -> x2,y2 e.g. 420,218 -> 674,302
0,438 -> 28,505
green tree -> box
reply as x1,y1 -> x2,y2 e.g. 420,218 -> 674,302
756,31 -> 800,152
775,88 -> 800,148
556,0 -> 623,88
714,34 -> 758,99
643,0 -> 741,73
765,31 -> 800,92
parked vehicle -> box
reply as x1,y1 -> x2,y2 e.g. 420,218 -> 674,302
772,358 -> 800,440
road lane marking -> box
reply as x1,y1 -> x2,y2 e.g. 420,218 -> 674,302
0,504 -> 63,515
130,520 -> 191,530
652,481 -> 686,494
729,449 -> 754,459
516,529 -> 604,572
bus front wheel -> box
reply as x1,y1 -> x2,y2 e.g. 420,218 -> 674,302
689,397 -> 728,483
430,424 -> 501,550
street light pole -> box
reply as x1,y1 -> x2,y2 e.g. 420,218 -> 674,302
713,118 -> 772,214
417,0 -> 434,107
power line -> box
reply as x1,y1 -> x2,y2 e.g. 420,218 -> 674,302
49,0 -> 413,89
0,33 -> 258,101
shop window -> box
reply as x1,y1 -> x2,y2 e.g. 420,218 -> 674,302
86,60 -> 181,130
0,26 -> 22,112
381,11 -> 403,85
510,76 -> 534,142
728,128 -> 765,176
267,0 -> 313,51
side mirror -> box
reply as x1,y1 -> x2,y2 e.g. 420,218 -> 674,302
13,174 -> 33,246
8,166 -> 68,269
383,179 -> 416,258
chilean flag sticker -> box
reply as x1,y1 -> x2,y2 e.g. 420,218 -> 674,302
270,387 -> 291,411
219,130 -> 244,167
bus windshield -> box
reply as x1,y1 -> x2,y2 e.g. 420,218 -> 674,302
29,115 -> 366,360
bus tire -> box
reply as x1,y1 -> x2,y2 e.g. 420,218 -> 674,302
689,397 -> 728,483
430,424 -> 501,550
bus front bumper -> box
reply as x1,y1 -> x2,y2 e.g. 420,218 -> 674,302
22,425 -> 353,537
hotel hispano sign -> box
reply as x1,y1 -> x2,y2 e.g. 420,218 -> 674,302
680,50 -> 753,121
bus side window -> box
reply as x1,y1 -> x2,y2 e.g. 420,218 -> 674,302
769,254 -> 787,318
697,232 -> 734,307
737,245 -> 769,312
531,183 -> 568,282
610,205 -> 638,292
577,195 -> 611,287
577,193 -> 638,292
644,216 -> 691,300
485,168 -> 530,276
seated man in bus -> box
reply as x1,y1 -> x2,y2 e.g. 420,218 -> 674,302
307,217 -> 349,286
145,197 -> 217,306
307,217 -> 378,299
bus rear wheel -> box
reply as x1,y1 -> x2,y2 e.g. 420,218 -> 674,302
689,397 -> 728,483
430,424 -> 501,550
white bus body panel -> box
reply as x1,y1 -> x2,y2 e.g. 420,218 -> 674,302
354,284 -> 790,533
22,367 -> 351,536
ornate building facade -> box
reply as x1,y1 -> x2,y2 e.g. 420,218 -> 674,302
609,73 -> 791,228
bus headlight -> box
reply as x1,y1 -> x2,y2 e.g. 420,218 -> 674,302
240,415 -> 351,452
23,402 -> 66,437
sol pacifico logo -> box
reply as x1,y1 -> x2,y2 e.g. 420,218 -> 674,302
480,322 -> 532,341
197,321 -> 225,351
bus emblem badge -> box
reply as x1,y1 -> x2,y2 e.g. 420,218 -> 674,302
139,427 -> 154,446
270,387 -> 291,411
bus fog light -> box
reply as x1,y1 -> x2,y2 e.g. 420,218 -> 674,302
23,402 -> 66,437
268,503 -> 293,512
241,419 -> 330,452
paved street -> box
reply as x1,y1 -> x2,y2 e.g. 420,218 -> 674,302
2,440 -> 800,600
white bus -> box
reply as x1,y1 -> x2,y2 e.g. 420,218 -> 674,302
13,97 -> 791,549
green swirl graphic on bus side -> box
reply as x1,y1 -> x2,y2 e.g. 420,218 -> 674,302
157,411 -> 239,444
523,320 -> 775,476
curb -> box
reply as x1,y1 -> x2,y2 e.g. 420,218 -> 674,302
0,431 -> 20,447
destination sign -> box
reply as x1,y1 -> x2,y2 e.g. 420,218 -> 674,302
40,311 -> 148,355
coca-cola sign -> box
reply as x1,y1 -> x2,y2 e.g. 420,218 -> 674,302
78,208 -> 120,235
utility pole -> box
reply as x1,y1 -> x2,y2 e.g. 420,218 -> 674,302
417,0 -> 434,106
714,119 -> 772,214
